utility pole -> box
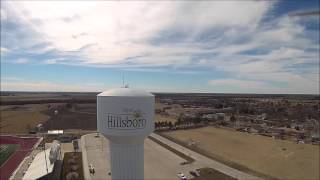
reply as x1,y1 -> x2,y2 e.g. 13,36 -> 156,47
43,133 -> 49,174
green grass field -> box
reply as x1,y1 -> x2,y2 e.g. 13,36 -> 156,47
0,144 -> 19,166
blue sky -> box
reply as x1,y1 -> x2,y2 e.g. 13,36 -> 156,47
1,1 -> 319,93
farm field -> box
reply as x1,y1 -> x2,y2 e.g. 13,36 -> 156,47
1,92 -> 96,103
43,103 -> 97,130
0,104 -> 49,134
0,102 -> 175,132
72,103 -> 96,113
0,103 -> 98,134
163,127 -> 320,180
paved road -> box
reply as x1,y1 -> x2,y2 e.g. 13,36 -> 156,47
150,133 -> 262,180
60,142 -> 74,158
82,134 -> 111,180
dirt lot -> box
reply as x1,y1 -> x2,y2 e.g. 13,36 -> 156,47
163,127 -> 320,180
0,104 -> 49,134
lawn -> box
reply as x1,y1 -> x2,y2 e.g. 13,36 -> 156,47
0,144 -> 19,166
163,127 -> 320,180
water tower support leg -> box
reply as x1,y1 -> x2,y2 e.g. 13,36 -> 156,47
109,142 -> 144,180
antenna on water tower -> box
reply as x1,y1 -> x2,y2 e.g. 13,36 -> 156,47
122,73 -> 125,88
122,72 -> 129,88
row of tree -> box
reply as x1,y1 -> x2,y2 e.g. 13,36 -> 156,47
155,118 -> 208,131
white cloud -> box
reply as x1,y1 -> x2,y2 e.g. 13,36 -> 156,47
1,76 -> 23,81
12,58 -> 29,64
209,79 -> 266,89
43,58 -> 67,65
1,81 -> 109,92
0,47 -> 9,53
213,42 -> 261,54
1,80 -> 198,93
0,8 -> 6,20
206,51 -> 319,94
2,1 -> 319,94
170,1 -> 271,35
4,1 -> 272,64
43,59 -> 57,65
209,75 -> 319,94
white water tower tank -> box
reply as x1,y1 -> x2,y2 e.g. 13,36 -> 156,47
97,88 -> 155,180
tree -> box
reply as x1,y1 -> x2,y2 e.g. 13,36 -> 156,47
168,122 -> 173,129
230,115 -> 236,122
66,102 -> 73,109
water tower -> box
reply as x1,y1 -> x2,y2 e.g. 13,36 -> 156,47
97,88 -> 154,180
